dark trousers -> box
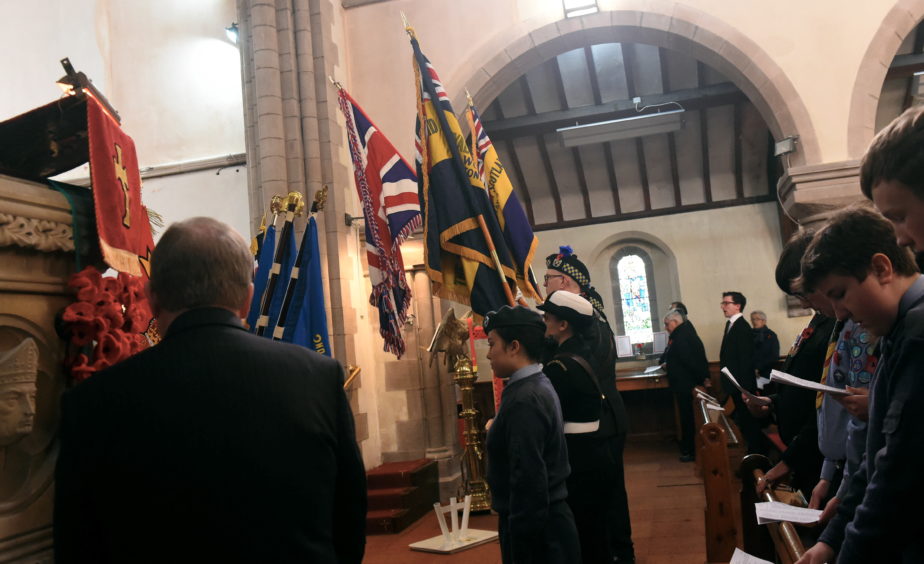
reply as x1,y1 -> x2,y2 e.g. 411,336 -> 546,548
607,433 -> 634,562
498,500 -> 580,564
730,393 -> 767,455
674,388 -> 695,455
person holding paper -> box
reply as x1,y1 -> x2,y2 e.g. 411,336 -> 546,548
747,230 -> 834,499
810,319 -> 877,524
794,185 -> 924,560
662,309 -> 709,462
719,291 -> 764,454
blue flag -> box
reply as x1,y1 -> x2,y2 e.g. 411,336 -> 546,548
246,224 -> 276,330
263,226 -> 297,338
283,217 -> 330,356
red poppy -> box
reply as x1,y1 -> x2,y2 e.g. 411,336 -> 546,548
70,353 -> 95,383
96,329 -> 127,366
69,321 -> 96,347
100,275 -> 124,297
62,301 -> 96,324
68,267 -> 103,302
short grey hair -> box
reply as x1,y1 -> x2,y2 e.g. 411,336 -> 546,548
150,217 -> 253,312
751,310 -> 768,322
664,309 -> 684,325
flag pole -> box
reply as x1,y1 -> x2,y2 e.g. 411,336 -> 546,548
255,192 -> 304,337
407,21 -> 515,307
271,186 -> 327,341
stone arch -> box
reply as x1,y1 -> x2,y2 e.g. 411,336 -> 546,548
453,6 -> 820,166
846,0 -> 924,158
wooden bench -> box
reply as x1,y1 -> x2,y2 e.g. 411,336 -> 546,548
739,454 -> 807,564
695,398 -> 745,562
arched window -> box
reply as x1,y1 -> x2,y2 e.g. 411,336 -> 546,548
616,254 -> 653,345
609,244 -> 662,355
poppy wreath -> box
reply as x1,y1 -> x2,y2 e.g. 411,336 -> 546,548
60,266 -> 155,383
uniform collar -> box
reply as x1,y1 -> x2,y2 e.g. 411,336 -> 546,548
509,363 -> 542,385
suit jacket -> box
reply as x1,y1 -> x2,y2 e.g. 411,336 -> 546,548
54,307 -> 367,564
664,321 -> 710,393
720,316 -> 756,394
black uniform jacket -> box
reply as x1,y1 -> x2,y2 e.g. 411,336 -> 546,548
544,337 -> 619,505
54,307 -> 367,564
663,320 -> 710,392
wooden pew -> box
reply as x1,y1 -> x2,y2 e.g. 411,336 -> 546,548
695,398 -> 744,562
739,454 -> 807,564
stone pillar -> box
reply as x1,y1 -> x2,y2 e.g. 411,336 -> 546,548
236,0 -> 363,437
0,175 -> 90,562
777,160 -> 863,225
380,267 -> 460,502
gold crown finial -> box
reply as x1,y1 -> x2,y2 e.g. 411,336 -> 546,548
0,339 -> 38,385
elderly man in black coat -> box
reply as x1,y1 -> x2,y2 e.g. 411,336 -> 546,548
54,217 -> 367,564
662,309 -> 710,461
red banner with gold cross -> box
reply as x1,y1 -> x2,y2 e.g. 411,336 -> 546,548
87,96 -> 154,277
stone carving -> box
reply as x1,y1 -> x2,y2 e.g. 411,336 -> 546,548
427,308 -> 470,369
0,339 -> 38,449
0,213 -> 74,253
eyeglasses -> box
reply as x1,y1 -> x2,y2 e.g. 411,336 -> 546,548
719,301 -> 735,306
544,274 -> 564,283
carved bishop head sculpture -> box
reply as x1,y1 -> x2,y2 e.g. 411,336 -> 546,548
0,339 -> 38,447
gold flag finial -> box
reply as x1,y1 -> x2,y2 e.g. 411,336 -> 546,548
312,185 -> 329,213
328,75 -> 343,90
465,88 -> 474,107
402,12 -> 415,37
285,192 -> 305,217
270,195 -> 284,216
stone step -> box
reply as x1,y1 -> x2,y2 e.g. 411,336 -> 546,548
366,458 -> 437,489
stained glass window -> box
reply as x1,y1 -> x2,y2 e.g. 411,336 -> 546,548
617,254 -> 653,344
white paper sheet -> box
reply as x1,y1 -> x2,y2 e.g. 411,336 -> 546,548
696,389 -> 719,403
696,392 -> 720,406
615,335 -> 633,358
644,365 -> 663,374
756,376 -> 771,390
754,501 -> 822,524
770,369 -> 850,396
652,331 -> 668,354
730,547 -> 773,564
720,367 -> 759,400
705,403 -> 725,411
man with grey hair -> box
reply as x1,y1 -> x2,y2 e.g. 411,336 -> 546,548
662,309 -> 709,461
751,310 -> 780,383
54,217 -> 367,563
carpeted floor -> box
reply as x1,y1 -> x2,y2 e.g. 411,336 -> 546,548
363,435 -> 708,563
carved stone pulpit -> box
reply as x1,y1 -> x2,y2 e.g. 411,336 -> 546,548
0,173 -> 90,561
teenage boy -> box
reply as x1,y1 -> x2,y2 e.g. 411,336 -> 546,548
483,306 -> 580,564
795,207 -> 923,564
859,105 -> 924,269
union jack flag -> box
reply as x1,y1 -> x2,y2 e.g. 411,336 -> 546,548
337,87 -> 420,358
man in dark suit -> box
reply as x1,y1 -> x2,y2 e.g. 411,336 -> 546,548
54,217 -> 367,564
719,290 -> 764,454
662,309 -> 709,461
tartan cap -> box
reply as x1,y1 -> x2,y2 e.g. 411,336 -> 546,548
545,245 -> 591,291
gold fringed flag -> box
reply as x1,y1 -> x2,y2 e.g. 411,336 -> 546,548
87,96 -> 154,277
466,99 -> 542,302
409,27 -> 517,316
